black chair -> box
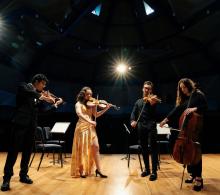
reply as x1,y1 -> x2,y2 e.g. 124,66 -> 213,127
128,144 -> 143,172
43,126 -> 66,157
157,134 -> 171,157
29,126 -> 63,171
123,124 -> 143,172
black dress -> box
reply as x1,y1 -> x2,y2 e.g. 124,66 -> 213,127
166,90 -> 208,177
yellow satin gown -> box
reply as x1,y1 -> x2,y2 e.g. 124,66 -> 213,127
70,103 -> 97,177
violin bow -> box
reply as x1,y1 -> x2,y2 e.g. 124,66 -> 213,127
136,100 -> 147,124
94,94 -> 98,122
136,93 -> 156,124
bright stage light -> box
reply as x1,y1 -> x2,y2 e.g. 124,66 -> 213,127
116,63 -> 127,74
107,53 -> 136,83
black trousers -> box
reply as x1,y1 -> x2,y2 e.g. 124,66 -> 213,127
3,123 -> 35,181
138,126 -> 158,173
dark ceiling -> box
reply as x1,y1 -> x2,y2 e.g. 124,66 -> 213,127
0,0 -> 220,103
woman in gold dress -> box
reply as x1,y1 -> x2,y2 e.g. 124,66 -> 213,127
71,87 -> 111,178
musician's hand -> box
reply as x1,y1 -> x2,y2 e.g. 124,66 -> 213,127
160,118 -> 168,127
106,103 -> 111,109
89,120 -> 96,127
40,95 -> 55,104
54,98 -> 63,107
148,97 -> 157,105
184,107 -> 197,115
131,121 -> 137,128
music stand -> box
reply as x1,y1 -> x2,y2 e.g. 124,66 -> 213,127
51,122 -> 70,134
51,122 -> 71,160
121,124 -> 135,160
156,123 -> 171,166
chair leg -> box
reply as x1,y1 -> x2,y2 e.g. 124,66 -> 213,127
37,152 -> 45,171
138,153 -> 143,172
128,152 -> 131,168
63,142 -> 66,158
168,142 -> 172,157
60,151 -> 63,168
157,159 -> 160,170
29,152 -> 36,167
158,141 -> 161,162
53,151 -> 55,165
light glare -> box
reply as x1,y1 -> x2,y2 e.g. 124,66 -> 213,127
116,63 -> 127,74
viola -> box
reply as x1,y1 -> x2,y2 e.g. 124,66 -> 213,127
86,97 -> 120,110
143,94 -> 162,104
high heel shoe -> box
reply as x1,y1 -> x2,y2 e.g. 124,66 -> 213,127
193,178 -> 203,191
185,175 -> 195,183
79,172 -> 87,178
80,174 -> 87,178
95,169 -> 107,178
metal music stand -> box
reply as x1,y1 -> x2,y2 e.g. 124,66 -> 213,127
51,122 -> 71,161
121,123 -> 135,160
51,122 -> 70,134
156,123 -> 171,166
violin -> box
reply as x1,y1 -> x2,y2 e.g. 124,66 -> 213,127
86,97 -> 120,111
143,94 -> 162,104
41,90 -> 65,107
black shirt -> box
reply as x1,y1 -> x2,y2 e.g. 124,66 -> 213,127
167,90 -> 208,121
130,98 -> 157,124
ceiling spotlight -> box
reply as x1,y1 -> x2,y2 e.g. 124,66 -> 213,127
116,63 -> 127,74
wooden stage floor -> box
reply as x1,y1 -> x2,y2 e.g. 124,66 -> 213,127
0,153 -> 220,195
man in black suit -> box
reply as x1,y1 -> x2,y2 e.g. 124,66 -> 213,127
130,81 -> 160,181
1,74 -> 62,191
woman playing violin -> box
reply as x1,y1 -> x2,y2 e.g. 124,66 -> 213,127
160,78 -> 208,191
70,86 -> 111,178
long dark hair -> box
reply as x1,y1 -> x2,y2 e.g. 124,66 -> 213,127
176,78 -> 196,106
76,86 -> 92,104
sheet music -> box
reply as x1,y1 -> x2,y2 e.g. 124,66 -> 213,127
51,122 -> 71,134
156,123 -> 171,135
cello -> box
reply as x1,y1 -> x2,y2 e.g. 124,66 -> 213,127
172,91 -> 202,188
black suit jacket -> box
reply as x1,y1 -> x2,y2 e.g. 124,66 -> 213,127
12,82 -> 41,127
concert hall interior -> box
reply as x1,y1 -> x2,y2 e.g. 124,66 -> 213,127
0,0 -> 220,194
